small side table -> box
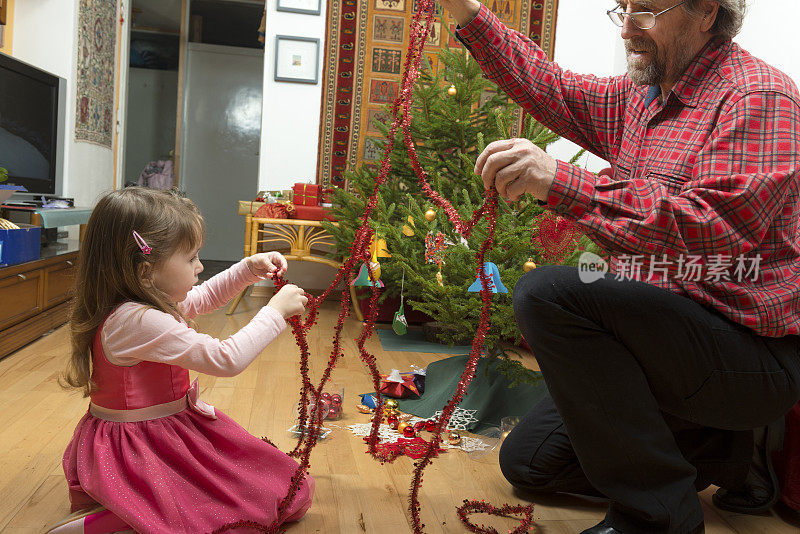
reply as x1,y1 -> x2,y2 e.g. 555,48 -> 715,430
227,214 -> 364,321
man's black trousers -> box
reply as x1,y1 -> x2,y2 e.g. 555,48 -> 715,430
502,266 -> 800,533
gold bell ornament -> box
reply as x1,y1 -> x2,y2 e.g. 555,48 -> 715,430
402,215 -> 416,236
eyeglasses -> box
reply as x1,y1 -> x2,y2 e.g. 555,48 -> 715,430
607,1 -> 686,30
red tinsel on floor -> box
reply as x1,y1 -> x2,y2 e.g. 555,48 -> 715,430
456,500 -> 536,534
373,435 -> 446,460
212,1 -> 535,532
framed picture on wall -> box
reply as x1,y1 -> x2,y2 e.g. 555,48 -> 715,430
274,35 -> 320,84
276,0 -> 321,16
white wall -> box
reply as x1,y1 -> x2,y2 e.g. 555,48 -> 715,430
735,1 -> 800,84
11,0 -> 121,208
257,2 -> 328,192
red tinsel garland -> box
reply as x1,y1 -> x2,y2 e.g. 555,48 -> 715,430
456,500 -> 536,534
212,1 -> 535,532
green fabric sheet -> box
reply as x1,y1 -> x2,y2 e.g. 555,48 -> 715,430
379,354 -> 548,432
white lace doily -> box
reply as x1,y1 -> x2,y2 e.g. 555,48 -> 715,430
432,407 -> 479,431
347,423 -> 404,443
347,421 -> 491,453
444,435 -> 492,452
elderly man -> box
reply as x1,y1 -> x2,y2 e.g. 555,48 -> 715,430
437,0 -> 800,533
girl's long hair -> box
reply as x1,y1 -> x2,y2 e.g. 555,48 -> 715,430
62,187 -> 204,396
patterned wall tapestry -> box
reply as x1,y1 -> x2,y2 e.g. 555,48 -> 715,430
75,0 -> 117,148
316,0 -> 559,189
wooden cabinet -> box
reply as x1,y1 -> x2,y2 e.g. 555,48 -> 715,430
0,251 -> 78,359
43,257 -> 76,307
0,268 -> 43,330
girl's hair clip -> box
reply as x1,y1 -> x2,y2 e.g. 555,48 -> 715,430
132,230 -> 152,255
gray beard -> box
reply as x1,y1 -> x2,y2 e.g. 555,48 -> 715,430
627,55 -> 665,86
625,35 -> 696,88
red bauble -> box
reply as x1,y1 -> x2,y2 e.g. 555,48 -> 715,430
386,414 -> 399,429
403,425 -> 416,438
425,420 -> 437,432
331,393 -> 342,404
413,421 -> 425,432
321,392 -> 332,401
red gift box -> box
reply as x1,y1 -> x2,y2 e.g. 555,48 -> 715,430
292,183 -> 321,206
291,205 -> 335,221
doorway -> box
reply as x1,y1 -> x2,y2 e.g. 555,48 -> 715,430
122,0 -> 266,262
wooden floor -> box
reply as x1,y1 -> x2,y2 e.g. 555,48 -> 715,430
2,294 -> 800,533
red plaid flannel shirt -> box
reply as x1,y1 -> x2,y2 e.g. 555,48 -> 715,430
457,6 -> 800,336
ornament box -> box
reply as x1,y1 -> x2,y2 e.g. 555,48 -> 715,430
291,204 -> 335,221
0,223 -> 41,267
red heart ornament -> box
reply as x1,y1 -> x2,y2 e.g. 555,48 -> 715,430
456,500 -> 535,534
534,211 -> 582,264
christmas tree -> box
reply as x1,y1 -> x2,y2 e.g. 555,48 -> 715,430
323,44 -> 602,387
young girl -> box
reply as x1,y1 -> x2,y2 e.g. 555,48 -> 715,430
49,187 -> 314,533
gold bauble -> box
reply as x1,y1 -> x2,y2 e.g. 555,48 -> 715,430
425,209 -> 436,221
448,431 -> 462,445
385,399 -> 399,410
447,84 -> 457,96
397,421 -> 409,434
357,404 -> 373,414
523,259 -> 537,272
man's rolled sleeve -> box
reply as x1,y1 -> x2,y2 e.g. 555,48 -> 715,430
455,5 -> 500,58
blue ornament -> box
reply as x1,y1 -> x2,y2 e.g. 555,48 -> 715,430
360,394 -> 378,409
467,262 -> 508,293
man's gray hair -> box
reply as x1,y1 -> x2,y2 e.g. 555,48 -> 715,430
683,0 -> 747,40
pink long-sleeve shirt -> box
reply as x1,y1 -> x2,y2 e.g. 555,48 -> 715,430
101,260 -> 286,377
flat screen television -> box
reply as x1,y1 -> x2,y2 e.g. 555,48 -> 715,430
0,52 -> 66,198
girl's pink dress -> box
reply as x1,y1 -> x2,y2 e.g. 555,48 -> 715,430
62,260 -> 314,533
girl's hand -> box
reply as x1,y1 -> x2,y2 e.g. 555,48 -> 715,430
247,252 -> 288,279
267,284 -> 308,318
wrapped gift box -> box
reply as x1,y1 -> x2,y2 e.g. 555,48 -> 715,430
291,205 -> 335,222
292,183 -> 321,207
239,200 -> 267,215
0,223 -> 41,267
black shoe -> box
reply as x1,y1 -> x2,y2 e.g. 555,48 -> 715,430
579,520 -> 705,533
712,418 -> 783,514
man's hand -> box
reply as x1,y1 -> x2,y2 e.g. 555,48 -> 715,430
436,0 -> 482,27
246,251 -> 288,279
474,138 -> 558,202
